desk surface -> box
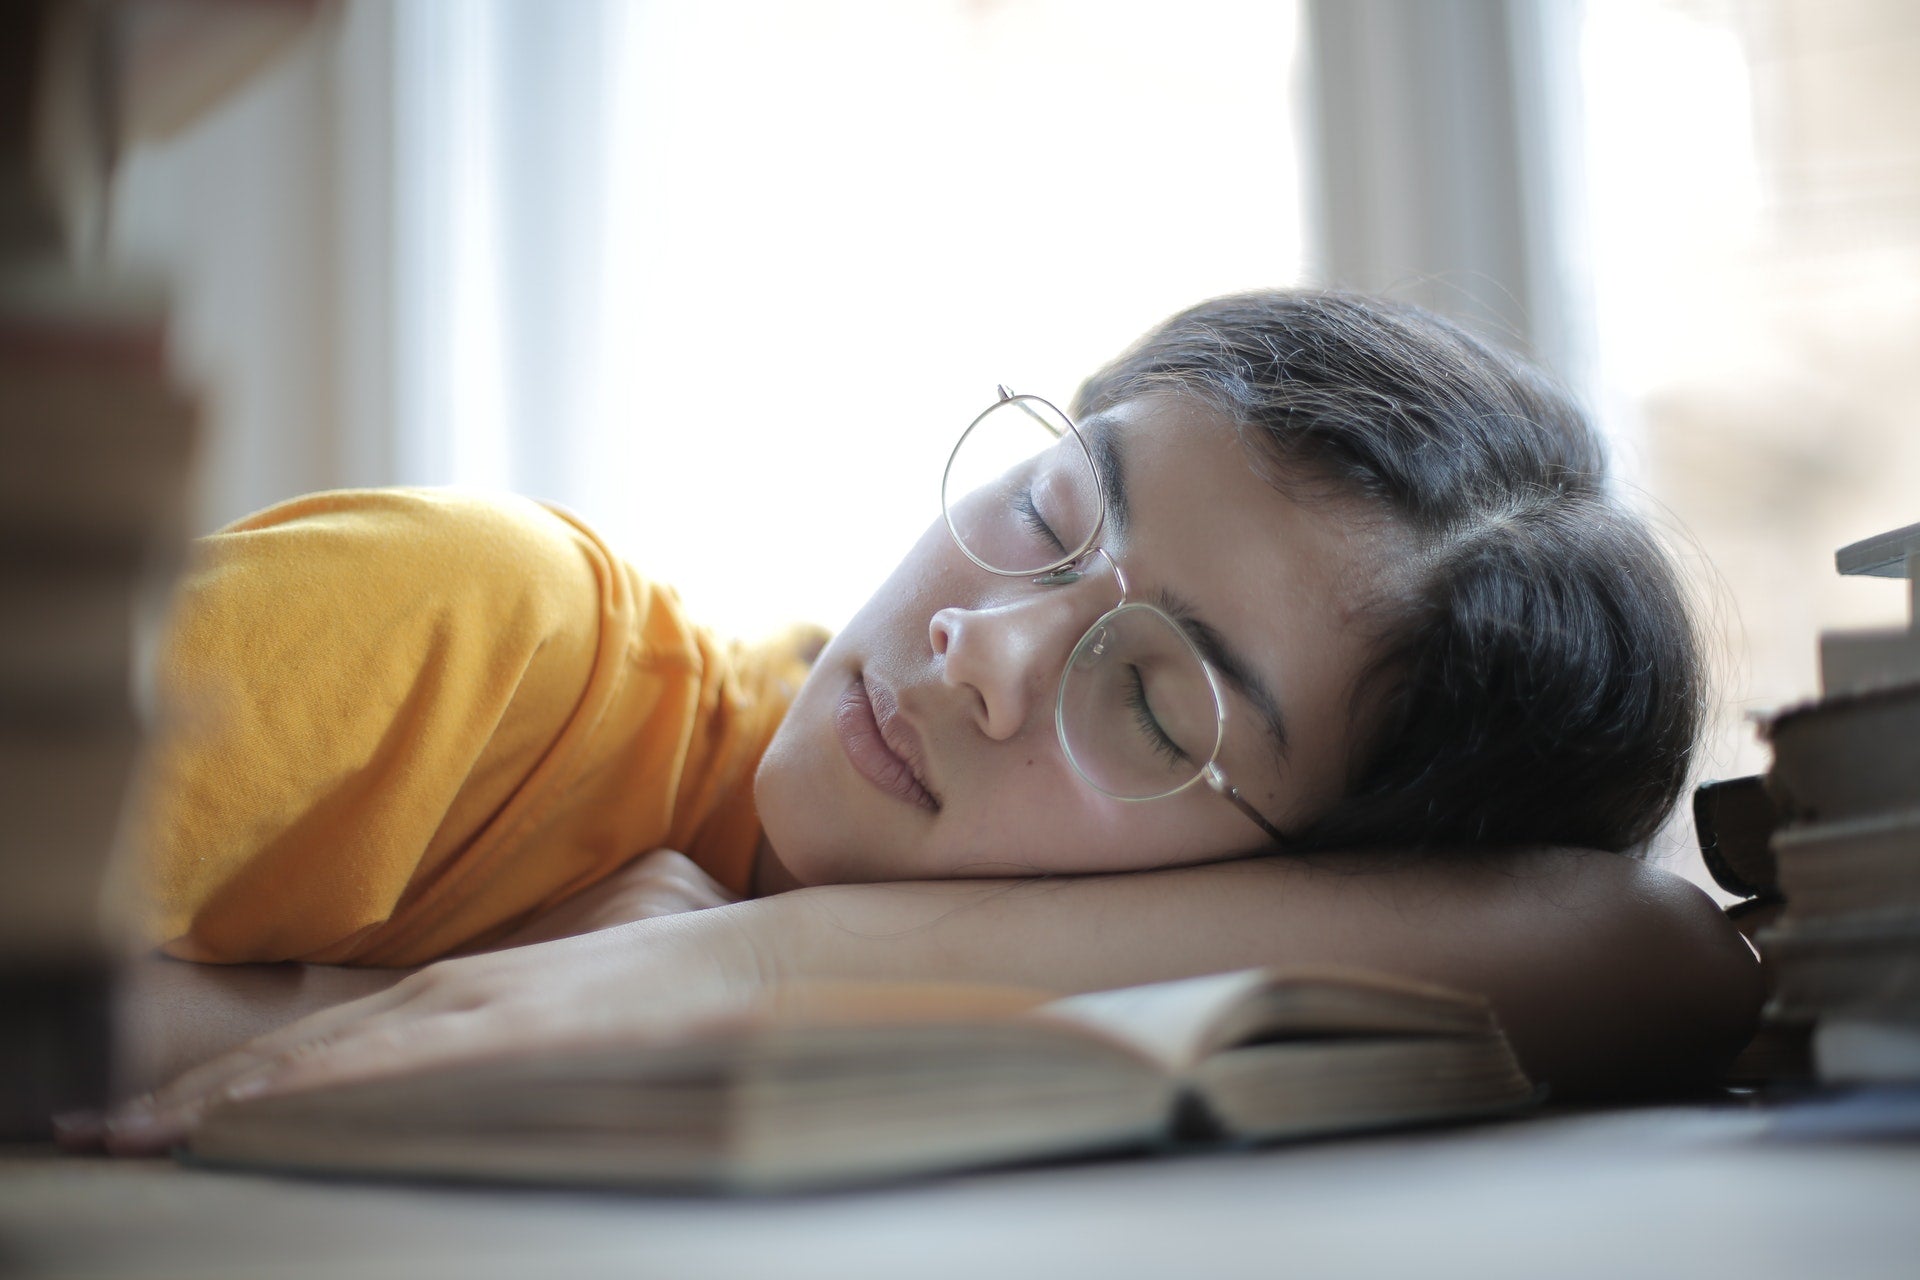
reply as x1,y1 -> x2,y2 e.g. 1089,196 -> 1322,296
5,1097 -> 1918,1280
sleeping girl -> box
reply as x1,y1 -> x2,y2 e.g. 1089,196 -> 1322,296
64,289 -> 1762,1152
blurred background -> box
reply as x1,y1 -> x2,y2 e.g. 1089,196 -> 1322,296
107,0 -> 1920,872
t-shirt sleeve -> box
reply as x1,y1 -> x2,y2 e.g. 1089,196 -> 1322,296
130,489 -> 656,963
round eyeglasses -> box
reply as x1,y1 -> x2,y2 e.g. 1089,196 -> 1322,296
941,387 -> 1289,848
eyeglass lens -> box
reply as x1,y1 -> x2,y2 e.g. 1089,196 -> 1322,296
943,395 -> 1225,800
943,396 -> 1101,576
1059,604 -> 1225,800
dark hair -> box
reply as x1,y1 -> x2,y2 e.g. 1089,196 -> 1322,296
1073,290 -> 1701,855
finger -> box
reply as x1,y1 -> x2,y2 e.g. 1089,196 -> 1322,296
101,1092 -> 215,1155
148,980 -> 417,1109
99,999 -> 428,1155
234,1004 -> 526,1098
106,1003 -> 539,1155
98,978 -> 436,1154
51,1111 -> 106,1151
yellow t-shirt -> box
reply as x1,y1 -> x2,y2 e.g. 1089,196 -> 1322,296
132,488 -> 815,967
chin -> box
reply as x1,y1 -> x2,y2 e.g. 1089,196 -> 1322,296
752,738 -> 814,886
752,734 -> 858,888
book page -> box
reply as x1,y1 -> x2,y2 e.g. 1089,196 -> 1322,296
1035,970 -> 1277,1071
1035,967 -> 1498,1072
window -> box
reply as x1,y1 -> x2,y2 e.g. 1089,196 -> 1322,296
1583,0 -> 1920,797
392,0 -> 1307,638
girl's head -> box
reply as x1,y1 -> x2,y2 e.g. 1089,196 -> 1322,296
755,290 -> 1701,886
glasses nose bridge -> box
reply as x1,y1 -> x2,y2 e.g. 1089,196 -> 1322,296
1007,571 -> 1101,658
1020,544 -> 1126,648
1028,544 -> 1126,604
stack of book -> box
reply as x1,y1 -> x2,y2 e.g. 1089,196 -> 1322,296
1,0 -> 201,1135
1742,523 -> 1920,1084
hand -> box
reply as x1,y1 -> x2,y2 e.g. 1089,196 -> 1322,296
69,903 -> 770,1156
494,848 -> 739,948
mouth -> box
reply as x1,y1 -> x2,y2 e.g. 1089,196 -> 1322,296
833,673 -> 942,813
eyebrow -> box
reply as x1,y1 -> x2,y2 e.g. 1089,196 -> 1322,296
1084,414 -> 1292,762
1155,587 -> 1293,763
1082,415 -> 1130,539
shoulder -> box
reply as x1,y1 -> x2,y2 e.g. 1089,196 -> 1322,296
217,487 -> 587,565
204,487 -> 655,614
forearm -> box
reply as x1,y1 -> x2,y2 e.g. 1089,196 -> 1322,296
721,849 -> 1763,1096
80,846 -> 1760,1154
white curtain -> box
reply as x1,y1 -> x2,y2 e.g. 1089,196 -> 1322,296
391,0 -> 619,501
385,0 -> 1309,640
117,1 -> 1601,643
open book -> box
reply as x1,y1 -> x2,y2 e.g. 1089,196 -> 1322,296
187,967 -> 1538,1191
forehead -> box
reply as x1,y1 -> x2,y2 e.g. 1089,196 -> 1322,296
1089,394 -> 1400,805
1089,394 -> 1386,600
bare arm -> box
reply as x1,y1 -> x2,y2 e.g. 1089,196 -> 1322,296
745,848 -> 1763,1096
107,848 -> 737,1097
86,846 -> 1760,1151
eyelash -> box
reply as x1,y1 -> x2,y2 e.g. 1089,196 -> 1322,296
1016,488 -> 1068,554
1015,485 -> 1181,764
1124,666 -> 1187,764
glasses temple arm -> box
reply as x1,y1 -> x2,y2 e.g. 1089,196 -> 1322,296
1203,763 -> 1292,851
1226,787 -> 1293,850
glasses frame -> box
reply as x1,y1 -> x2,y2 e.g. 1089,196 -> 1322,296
942,386 -> 1290,849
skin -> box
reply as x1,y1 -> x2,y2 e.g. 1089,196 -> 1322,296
88,847 -> 1761,1152
756,393 -> 1408,885
62,392 -> 1765,1153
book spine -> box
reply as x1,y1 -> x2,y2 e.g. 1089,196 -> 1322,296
1752,524 -> 1920,1087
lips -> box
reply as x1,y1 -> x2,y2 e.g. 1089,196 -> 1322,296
834,674 -> 941,812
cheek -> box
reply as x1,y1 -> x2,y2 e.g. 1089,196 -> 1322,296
829,524 -> 968,659
752,665 -> 885,884
938,771 -> 1238,878
751,707 -> 831,882
877,521 -> 966,595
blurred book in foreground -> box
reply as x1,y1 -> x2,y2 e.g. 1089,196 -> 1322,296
187,967 -> 1537,1193
0,0 -> 202,1136
0,259 -> 199,1133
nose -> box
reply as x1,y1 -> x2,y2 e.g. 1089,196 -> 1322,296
929,580 -> 1106,741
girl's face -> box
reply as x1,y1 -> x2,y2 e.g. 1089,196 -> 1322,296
755,393 -> 1404,887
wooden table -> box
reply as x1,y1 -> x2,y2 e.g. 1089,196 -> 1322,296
5,1096 -> 1917,1279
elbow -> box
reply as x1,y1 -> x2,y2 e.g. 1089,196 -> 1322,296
1545,863 -> 1765,1100
1659,876 -> 1767,1087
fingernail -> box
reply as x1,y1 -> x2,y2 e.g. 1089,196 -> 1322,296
51,1110 -> 105,1147
102,1110 -> 167,1149
105,1099 -> 200,1152
223,1072 -> 277,1103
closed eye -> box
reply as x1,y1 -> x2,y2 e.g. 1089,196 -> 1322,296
1124,665 -> 1189,765
1015,488 -> 1068,555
